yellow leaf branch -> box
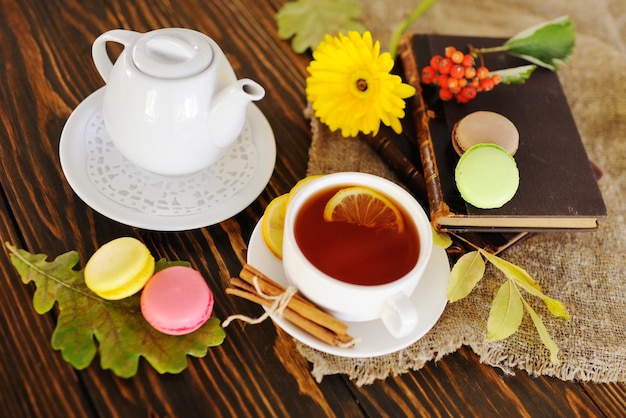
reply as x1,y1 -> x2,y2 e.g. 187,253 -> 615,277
445,233 -> 569,363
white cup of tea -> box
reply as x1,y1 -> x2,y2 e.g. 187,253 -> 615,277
282,172 -> 433,338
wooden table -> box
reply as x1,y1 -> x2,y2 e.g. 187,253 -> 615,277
1,0 -> 625,416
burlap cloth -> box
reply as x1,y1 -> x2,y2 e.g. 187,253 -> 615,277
296,0 -> 626,385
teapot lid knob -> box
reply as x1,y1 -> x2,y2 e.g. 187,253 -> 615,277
132,29 -> 213,79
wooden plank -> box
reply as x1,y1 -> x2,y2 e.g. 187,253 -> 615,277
581,382 -> 626,417
352,348 -> 605,417
0,191 -> 96,417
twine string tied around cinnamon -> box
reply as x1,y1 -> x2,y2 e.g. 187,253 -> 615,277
222,275 -> 298,328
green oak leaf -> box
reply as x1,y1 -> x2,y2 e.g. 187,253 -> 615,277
275,0 -> 366,53
447,251 -> 485,302
487,279 -> 524,341
6,242 -> 225,378
154,258 -> 191,273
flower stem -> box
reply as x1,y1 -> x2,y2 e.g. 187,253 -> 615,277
389,0 -> 438,59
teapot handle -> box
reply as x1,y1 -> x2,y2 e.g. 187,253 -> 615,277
92,29 -> 141,82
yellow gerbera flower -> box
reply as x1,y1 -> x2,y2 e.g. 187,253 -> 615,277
306,31 -> 416,138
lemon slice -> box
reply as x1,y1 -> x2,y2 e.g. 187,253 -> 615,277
261,193 -> 290,258
261,176 -> 325,258
288,174 -> 324,202
323,186 -> 405,232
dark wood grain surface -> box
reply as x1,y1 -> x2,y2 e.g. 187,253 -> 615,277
1,0 -> 625,416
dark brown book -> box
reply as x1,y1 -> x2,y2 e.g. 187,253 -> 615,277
397,33 -> 607,232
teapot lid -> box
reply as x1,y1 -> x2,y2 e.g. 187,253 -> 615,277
132,29 -> 213,79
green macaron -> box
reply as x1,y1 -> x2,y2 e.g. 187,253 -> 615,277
454,143 -> 519,209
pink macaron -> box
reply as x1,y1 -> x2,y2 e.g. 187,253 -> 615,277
140,266 -> 214,335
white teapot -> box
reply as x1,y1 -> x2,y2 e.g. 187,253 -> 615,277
92,28 -> 265,176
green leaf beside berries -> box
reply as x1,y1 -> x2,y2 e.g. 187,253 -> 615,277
495,16 -> 575,71
5,242 -> 225,378
491,65 -> 537,85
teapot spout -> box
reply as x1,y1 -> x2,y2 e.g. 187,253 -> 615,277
209,79 -> 265,148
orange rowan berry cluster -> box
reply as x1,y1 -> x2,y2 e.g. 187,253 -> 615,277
421,46 -> 501,103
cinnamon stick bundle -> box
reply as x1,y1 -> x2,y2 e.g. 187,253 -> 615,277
226,264 -> 355,348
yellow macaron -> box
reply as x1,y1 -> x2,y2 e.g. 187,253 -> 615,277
84,237 -> 155,300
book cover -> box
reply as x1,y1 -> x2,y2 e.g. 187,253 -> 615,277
398,33 -> 607,232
